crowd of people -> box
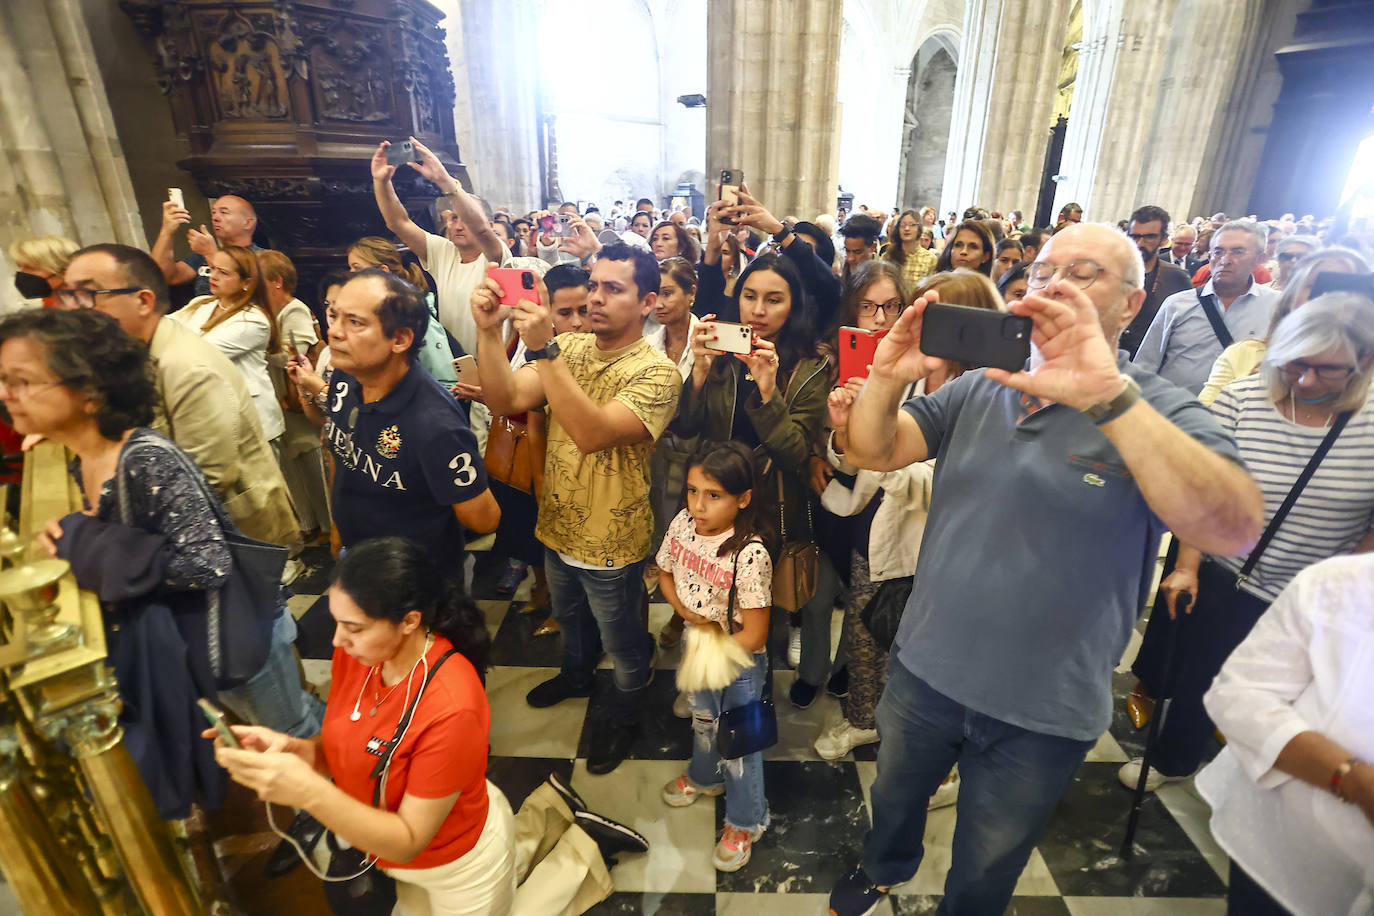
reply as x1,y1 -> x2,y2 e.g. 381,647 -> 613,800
5,133 -> 1373,916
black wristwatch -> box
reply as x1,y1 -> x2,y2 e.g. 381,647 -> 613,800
772,221 -> 793,244
527,339 -> 561,362
1081,375 -> 1141,425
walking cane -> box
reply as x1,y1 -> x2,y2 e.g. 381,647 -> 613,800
1121,590 -> 1192,859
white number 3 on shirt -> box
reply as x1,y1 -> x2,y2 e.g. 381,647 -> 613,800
449,453 -> 477,487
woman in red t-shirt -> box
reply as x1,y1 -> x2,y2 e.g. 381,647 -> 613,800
212,537 -> 517,914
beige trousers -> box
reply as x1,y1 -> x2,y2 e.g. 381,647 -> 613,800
385,781 -> 613,916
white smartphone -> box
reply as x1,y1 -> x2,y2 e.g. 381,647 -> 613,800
703,320 -> 753,355
451,355 -> 479,385
168,187 -> 185,209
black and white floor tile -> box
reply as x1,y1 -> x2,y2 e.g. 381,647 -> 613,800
286,546 -> 1231,915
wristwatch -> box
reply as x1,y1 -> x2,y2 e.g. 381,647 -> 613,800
527,339 -> 561,362
772,220 -> 794,244
1081,375 -> 1141,425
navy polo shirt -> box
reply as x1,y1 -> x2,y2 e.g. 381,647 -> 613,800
323,363 -> 487,573
895,357 -> 1241,741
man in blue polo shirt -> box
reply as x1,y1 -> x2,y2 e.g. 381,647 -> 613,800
304,269 -> 499,571
827,223 -> 1265,916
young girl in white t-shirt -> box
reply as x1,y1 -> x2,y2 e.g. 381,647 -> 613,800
656,441 -> 773,873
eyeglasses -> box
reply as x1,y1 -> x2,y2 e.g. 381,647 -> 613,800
54,287 -> 140,309
1025,260 -> 1122,290
0,375 -> 64,397
1280,360 -> 1356,382
856,298 -> 904,318
1127,232 -> 1163,243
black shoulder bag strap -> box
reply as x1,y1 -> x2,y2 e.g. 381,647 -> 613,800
1194,286 -> 1234,350
368,647 -> 459,803
1234,411 -> 1352,589
724,540 -> 771,701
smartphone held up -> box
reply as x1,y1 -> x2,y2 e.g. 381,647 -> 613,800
386,139 -> 421,167
718,169 -> 742,224
703,320 -> 754,355
919,303 -> 1031,372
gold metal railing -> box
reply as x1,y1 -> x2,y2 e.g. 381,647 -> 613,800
0,442 -> 207,914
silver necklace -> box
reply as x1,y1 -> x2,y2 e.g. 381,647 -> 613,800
1289,390 -> 1334,429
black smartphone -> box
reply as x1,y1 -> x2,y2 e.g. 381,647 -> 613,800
920,304 -> 1031,372
386,140 -> 419,167
1308,271 -> 1374,301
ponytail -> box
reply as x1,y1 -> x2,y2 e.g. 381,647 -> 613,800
332,537 -> 491,681
348,236 -> 433,294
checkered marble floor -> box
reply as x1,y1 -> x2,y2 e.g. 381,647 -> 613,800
287,546 -> 1231,915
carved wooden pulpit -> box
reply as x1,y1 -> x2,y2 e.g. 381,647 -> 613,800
120,0 -> 471,298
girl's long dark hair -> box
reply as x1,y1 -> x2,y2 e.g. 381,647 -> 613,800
332,537 -> 491,681
728,252 -> 816,376
686,441 -> 775,559
935,221 -> 994,276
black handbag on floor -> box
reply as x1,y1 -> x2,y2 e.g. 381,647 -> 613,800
859,575 -> 914,652
115,435 -> 286,689
716,544 -> 778,760
321,648 -> 458,915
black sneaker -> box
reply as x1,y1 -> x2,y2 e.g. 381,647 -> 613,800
547,771 -> 586,814
265,810 -> 325,878
574,809 -> 649,859
586,723 -> 638,775
827,666 -> 849,699
789,678 -> 820,709
526,674 -> 595,709
828,866 -> 887,916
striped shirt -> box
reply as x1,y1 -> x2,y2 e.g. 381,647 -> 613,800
1208,375 -> 1374,601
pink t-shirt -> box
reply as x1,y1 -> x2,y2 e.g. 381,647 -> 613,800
656,509 -> 772,628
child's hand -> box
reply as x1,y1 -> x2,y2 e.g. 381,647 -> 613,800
675,605 -> 712,627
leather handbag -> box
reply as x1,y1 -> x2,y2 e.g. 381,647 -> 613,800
716,547 -> 777,760
116,435 -> 286,690
859,575 -> 914,652
320,648 -> 458,915
771,473 -> 818,613
484,414 -> 545,496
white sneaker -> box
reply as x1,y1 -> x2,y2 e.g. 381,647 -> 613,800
672,691 -> 693,719
814,719 -> 879,760
1117,757 -> 1190,792
787,626 -> 802,668
929,769 -> 960,810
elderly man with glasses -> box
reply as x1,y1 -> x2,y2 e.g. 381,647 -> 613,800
826,222 -> 1265,916
1132,219 -> 1280,395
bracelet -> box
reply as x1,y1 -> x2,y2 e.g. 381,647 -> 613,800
1332,757 -> 1360,801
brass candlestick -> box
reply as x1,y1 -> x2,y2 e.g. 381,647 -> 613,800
0,558 -> 78,652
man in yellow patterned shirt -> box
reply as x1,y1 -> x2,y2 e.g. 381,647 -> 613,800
473,243 -> 680,774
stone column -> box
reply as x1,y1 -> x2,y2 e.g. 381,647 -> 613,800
1052,0 -> 1180,220
1133,0 -> 1260,223
941,0 -> 1071,217
455,0 -> 542,212
0,0 -> 143,312
707,0 -> 843,219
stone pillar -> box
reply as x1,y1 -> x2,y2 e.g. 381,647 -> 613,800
707,0 -> 843,219
454,0 -> 542,212
941,0 -> 1071,217
1051,0 -> 1180,220
0,0 -> 143,312
1133,0 -> 1260,223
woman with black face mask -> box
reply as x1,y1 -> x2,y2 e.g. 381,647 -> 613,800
10,235 -> 79,308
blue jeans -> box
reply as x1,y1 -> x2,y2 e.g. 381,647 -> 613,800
687,651 -> 770,833
863,658 -> 1094,915
220,601 -> 326,739
544,549 -> 652,725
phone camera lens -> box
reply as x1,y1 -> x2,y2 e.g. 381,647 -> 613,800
522,274 -> 534,290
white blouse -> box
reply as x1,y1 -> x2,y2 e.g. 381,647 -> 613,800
172,298 -> 285,441
644,313 -> 699,382
1196,553 -> 1374,916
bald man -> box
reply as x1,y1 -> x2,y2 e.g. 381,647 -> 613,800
152,194 -> 259,298
827,225 -> 1263,916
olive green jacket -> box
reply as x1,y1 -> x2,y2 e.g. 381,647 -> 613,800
672,355 -> 832,542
